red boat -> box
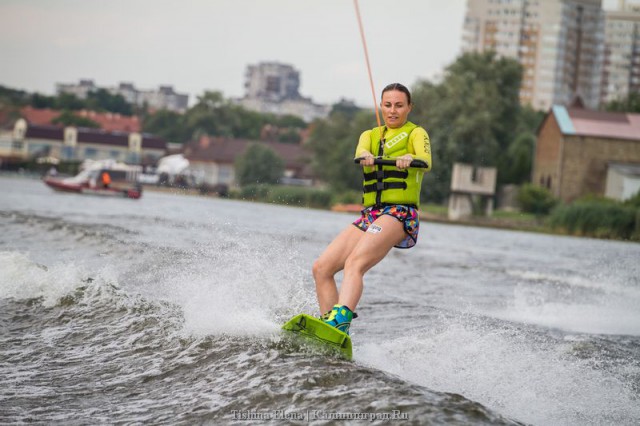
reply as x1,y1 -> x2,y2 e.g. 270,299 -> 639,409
44,161 -> 143,199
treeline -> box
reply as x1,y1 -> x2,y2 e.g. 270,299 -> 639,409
142,91 -> 307,143
0,85 -> 308,143
0,85 -> 134,116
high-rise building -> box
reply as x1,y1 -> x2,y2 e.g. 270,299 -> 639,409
462,0 -> 605,110
243,62 -> 301,102
235,62 -> 329,122
601,1 -> 640,105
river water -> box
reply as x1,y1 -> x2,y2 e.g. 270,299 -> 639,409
1,175 -> 639,425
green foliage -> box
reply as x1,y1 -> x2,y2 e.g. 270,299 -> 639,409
517,184 -> 557,215
235,184 -> 333,208
603,92 -> 640,113
0,85 -> 30,106
30,93 -> 57,109
330,99 -> 362,119
145,90 -> 309,143
26,89 -> 134,115
331,190 -> 362,205
2,83 -> 134,117
277,128 -> 302,144
624,190 -> 640,208
500,132 -> 535,184
410,51 -> 542,201
306,109 -> 375,192
238,183 -> 271,200
142,110 -> 188,143
268,185 -> 332,208
51,110 -> 100,128
235,143 -> 284,186
85,89 -> 133,115
548,199 -> 638,240
54,93 -> 86,111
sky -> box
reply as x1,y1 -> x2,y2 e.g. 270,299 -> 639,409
0,0 -> 633,108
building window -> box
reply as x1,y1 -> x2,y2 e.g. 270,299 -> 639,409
219,165 -> 232,184
84,147 -> 98,159
62,146 -> 75,160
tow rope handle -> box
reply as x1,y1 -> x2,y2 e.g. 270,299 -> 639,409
354,157 -> 429,169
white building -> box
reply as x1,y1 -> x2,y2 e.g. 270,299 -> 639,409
234,62 -> 330,122
56,80 -> 189,113
462,0 -> 605,110
0,119 -> 166,166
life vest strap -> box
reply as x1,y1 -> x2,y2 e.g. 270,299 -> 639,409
363,181 -> 407,193
363,170 -> 409,181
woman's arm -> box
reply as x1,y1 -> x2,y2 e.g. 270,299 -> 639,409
408,127 -> 432,171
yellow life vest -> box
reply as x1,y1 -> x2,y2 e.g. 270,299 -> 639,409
362,121 -> 424,208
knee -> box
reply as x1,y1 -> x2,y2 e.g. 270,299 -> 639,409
344,254 -> 368,276
312,258 -> 334,282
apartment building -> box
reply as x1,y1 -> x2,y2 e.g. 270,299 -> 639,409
462,0 -> 605,110
234,62 -> 330,122
56,80 -> 189,113
601,1 -> 640,104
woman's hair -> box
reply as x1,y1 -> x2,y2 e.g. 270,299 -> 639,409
381,83 -> 411,104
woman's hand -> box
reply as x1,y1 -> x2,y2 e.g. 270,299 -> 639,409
395,154 -> 413,169
359,150 -> 375,167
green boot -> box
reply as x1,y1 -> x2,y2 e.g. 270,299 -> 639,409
323,304 -> 355,335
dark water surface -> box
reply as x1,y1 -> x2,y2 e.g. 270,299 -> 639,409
1,176 -> 639,425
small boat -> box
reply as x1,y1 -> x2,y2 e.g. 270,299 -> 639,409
44,160 -> 143,199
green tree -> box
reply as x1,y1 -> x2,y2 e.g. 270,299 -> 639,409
86,89 -> 133,115
181,91 -> 309,143
51,110 -> 100,128
517,183 -> 557,215
235,143 -> 284,185
411,51 -> 526,202
277,128 -> 302,144
306,109 -> 375,192
142,109 -> 188,143
0,85 -> 29,106
499,132 -> 535,184
54,93 -> 85,110
30,93 -> 57,109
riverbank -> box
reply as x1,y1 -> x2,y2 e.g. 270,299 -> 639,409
145,184 -> 640,241
0,173 -> 590,241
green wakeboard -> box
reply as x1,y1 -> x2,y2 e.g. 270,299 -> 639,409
282,313 -> 352,360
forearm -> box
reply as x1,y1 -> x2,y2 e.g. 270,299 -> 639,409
410,129 -> 432,171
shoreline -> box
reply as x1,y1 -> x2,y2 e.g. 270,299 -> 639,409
2,174 -> 635,242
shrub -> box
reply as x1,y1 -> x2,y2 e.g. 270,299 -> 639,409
233,184 -> 333,209
548,199 -> 637,240
517,184 -> 557,215
238,183 -> 270,200
332,190 -> 362,205
624,190 -> 640,208
268,186 -> 333,208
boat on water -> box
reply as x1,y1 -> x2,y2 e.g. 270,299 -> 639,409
43,159 -> 143,199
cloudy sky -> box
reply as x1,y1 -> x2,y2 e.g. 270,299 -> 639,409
0,0 -> 632,108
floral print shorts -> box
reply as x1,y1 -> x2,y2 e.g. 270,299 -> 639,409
352,204 -> 420,249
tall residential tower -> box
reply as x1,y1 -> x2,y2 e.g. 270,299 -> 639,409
601,1 -> 640,104
462,0 -> 605,110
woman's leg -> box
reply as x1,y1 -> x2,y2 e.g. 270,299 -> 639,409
313,225 -> 365,314
338,215 -> 406,311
